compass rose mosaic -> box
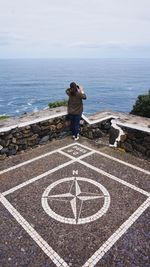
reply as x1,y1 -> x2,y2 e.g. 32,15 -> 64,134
42,176 -> 110,224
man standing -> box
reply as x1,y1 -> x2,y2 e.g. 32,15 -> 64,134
66,82 -> 86,141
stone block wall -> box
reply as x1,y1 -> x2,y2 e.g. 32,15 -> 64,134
80,119 -> 111,139
0,116 -> 70,159
0,112 -> 149,160
119,127 -> 150,159
0,115 -> 112,159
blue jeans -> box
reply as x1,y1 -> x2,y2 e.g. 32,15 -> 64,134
69,114 -> 81,138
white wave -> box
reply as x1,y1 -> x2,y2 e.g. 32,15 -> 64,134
7,101 -> 14,106
127,87 -> 133,90
27,102 -> 32,106
22,106 -> 28,110
43,106 -> 49,110
0,113 -> 8,116
33,107 -> 38,112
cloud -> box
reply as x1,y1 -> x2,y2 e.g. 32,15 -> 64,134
0,0 -> 150,57
66,41 -> 150,50
0,32 -> 24,46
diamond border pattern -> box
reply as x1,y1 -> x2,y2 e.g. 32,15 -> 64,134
0,142 -> 150,267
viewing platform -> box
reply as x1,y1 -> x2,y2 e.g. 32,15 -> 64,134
0,108 -> 150,266
0,136 -> 150,267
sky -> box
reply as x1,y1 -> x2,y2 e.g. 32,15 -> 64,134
0,0 -> 150,58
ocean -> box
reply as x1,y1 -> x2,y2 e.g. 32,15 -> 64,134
0,58 -> 150,117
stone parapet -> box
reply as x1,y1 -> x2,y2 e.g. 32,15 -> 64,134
0,108 -> 150,159
0,114 -> 70,159
119,127 -> 150,159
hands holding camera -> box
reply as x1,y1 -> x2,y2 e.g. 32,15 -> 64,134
78,85 -> 84,94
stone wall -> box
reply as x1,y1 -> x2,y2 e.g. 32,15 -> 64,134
0,115 -> 112,160
119,127 -> 150,159
0,111 -> 150,160
0,116 -> 70,159
80,118 -> 111,139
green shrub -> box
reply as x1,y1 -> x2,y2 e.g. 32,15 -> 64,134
0,115 -> 10,120
130,90 -> 150,118
48,100 -> 68,108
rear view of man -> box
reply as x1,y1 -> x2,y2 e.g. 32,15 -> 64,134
66,82 -> 86,141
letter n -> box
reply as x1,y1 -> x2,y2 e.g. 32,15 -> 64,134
73,170 -> 78,175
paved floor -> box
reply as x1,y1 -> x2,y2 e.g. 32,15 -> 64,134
0,137 -> 150,267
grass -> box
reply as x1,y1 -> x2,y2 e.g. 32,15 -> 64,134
0,115 -> 10,120
48,100 -> 68,108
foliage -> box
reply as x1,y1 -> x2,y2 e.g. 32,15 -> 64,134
48,100 -> 68,108
0,115 -> 10,120
130,90 -> 150,118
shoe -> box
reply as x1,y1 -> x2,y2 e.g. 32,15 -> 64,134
74,134 -> 79,141
72,135 -> 75,139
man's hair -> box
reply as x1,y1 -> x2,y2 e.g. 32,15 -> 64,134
70,82 -> 78,96
70,82 -> 77,88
